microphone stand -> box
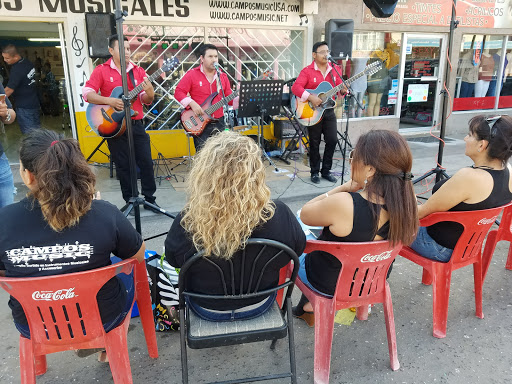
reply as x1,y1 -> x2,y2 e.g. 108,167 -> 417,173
328,56 -> 359,183
214,63 -> 231,130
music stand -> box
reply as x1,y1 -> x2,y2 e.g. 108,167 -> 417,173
237,79 -> 284,171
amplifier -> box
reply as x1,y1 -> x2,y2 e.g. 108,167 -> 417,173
273,117 -> 296,139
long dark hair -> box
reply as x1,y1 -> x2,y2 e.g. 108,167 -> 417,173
19,129 -> 96,232
469,114 -> 512,163
352,130 -> 418,246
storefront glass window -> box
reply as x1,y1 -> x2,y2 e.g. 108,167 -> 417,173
348,32 -> 401,118
454,34 -> 505,111
109,24 -> 304,131
498,36 -> 512,109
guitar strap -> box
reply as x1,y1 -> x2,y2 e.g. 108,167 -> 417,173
128,69 -> 136,92
329,67 -> 338,100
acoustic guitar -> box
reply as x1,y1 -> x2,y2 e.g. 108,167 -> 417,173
181,70 -> 272,136
86,57 -> 180,139
290,60 -> 383,127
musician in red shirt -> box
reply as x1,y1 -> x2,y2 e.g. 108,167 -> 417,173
292,41 -> 344,184
175,44 -> 235,151
83,35 -> 159,212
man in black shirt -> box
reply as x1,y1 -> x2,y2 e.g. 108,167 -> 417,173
2,45 -> 41,134
0,83 -> 17,208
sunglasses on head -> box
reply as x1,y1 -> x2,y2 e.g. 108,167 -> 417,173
486,116 -> 502,139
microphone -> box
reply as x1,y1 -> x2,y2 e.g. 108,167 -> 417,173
326,54 -> 337,64
213,62 -> 221,71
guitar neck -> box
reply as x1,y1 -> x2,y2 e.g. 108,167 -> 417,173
324,70 -> 369,99
127,67 -> 163,100
205,90 -> 237,115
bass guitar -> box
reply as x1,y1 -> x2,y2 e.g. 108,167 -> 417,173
86,57 -> 180,139
181,70 -> 272,136
290,60 -> 383,127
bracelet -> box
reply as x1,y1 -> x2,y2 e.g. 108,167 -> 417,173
5,110 -> 11,122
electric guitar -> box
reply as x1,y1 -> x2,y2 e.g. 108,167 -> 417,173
181,70 -> 273,136
86,57 -> 180,139
290,60 -> 383,127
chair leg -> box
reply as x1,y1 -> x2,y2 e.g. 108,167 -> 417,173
473,261 -> 484,319
286,299 -> 297,384
104,327 -> 133,384
431,263 -> 452,339
356,305 -> 369,321
481,230 -> 499,284
383,283 -> 400,371
421,267 -> 433,285
19,336 -> 36,384
135,262 -> 159,358
506,243 -> 512,271
180,309 -> 189,384
313,301 -> 336,384
35,355 -> 47,376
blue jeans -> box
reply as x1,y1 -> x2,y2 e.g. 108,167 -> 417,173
410,226 -> 453,263
459,81 -> 475,98
15,272 -> 135,339
188,292 -> 276,322
0,153 -> 14,208
16,107 -> 41,134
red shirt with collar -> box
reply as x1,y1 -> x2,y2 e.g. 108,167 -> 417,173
175,65 -> 233,119
82,58 -> 149,120
291,61 -> 343,102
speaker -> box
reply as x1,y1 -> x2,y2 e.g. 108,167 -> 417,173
363,0 -> 398,18
325,19 -> 354,60
85,13 -> 116,58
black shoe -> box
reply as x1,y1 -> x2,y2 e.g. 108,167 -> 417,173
322,173 -> 337,183
144,201 -> 162,213
311,174 -> 320,184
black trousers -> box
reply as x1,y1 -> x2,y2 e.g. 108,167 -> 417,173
307,108 -> 337,176
107,120 -> 157,203
193,118 -> 225,152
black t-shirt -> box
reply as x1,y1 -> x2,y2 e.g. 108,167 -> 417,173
164,200 -> 306,310
305,193 -> 389,296
6,58 -> 39,109
0,198 -> 143,325
0,83 -> 13,157
427,167 -> 512,249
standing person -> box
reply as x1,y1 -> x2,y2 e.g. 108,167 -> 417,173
1,45 -> 41,134
0,129 -> 145,362
0,83 -> 17,208
292,41 -> 345,184
175,44 -> 236,151
83,35 -> 159,211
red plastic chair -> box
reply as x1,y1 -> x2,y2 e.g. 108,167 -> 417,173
482,202 -> 512,282
0,259 -> 158,384
399,205 -> 506,339
292,239 -> 402,384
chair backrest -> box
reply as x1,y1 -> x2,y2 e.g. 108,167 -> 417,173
495,202 -> 512,236
304,240 -> 401,306
0,259 -> 135,347
418,205 -> 507,266
178,238 -> 300,309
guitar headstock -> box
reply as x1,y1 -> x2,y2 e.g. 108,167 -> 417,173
364,60 -> 383,76
161,57 -> 180,72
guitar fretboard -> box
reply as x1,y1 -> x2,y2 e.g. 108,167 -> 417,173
324,62 -> 381,100
127,67 -> 165,100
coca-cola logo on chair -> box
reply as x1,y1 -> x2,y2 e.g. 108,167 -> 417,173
32,288 -> 78,301
360,250 -> 393,263
477,216 -> 497,226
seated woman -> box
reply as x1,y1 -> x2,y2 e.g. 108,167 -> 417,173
410,115 -> 512,262
295,130 -> 418,325
165,131 -> 306,321
0,130 -> 145,360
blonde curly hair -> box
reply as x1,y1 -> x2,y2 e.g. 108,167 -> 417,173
181,131 -> 275,259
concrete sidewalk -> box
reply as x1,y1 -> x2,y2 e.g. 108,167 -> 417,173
2,132 -> 511,384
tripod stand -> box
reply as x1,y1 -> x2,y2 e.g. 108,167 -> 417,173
112,0 -> 174,233
237,79 -> 284,171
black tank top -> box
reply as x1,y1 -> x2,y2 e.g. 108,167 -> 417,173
427,167 -> 512,249
305,192 -> 389,296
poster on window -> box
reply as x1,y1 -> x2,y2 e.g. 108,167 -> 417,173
363,0 -> 512,28
407,84 -> 429,103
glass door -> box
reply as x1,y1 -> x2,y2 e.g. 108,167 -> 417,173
399,34 -> 446,130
